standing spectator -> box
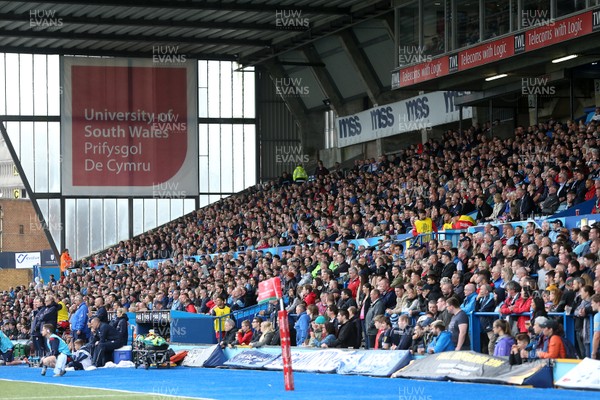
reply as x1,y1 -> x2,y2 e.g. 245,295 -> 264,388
293,304 -> 310,346
591,294 -> 600,359
447,297 -> 470,351
93,297 -> 108,323
69,295 -> 89,342
475,284 -> 496,354
30,297 -> 44,358
492,319 -> 515,356
210,296 -> 231,340
365,289 -> 385,349
574,285 -> 594,358
59,249 -> 73,278
109,308 -> 129,347
314,160 -> 329,177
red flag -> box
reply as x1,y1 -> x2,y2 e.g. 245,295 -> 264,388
257,277 -> 282,303
278,310 -> 294,391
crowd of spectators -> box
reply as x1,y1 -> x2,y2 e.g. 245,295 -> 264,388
2,117 -> 600,364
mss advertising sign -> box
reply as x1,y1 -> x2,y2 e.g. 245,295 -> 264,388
62,57 -> 198,196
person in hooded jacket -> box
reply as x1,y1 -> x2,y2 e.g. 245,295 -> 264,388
109,308 -> 129,347
427,320 -> 455,353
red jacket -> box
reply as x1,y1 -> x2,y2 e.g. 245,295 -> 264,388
512,296 -> 532,333
185,303 -> 197,313
237,330 -> 253,345
500,294 -> 531,333
347,277 -> 360,298
303,292 -> 316,305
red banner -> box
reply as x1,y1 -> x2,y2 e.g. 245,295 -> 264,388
257,277 -> 282,303
524,12 -> 593,52
62,57 -> 198,196
278,310 -> 294,391
396,56 -> 449,87
71,66 -> 188,186
458,37 -> 514,70
393,8 -> 600,88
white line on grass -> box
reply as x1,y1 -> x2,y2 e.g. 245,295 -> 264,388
0,379 -> 215,400
6,395 -> 141,399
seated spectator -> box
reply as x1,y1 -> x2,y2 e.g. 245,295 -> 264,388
536,319 -> 566,359
67,339 -> 93,370
509,333 -> 531,365
250,321 -> 275,348
235,320 -> 253,346
410,324 -> 427,355
219,319 -> 238,349
313,322 -> 336,348
395,314 -> 414,350
376,315 -> 399,350
427,321 -> 455,354
89,317 -> 122,368
327,309 -> 357,349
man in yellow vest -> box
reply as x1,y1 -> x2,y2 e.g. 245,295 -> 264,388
293,165 -> 308,183
412,209 -> 437,242
210,296 -> 231,341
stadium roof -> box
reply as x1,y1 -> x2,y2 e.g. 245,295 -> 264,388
0,0 -> 391,67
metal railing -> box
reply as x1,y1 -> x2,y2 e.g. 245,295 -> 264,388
214,302 -> 270,335
470,311 -> 594,356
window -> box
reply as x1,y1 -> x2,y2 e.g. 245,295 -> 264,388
456,0 -> 480,48
19,224 -> 24,235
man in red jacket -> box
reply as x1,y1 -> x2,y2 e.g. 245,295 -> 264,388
236,320 -> 253,345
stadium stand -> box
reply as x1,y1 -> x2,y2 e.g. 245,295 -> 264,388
2,117 -> 600,364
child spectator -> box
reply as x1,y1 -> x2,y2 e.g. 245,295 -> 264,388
67,339 -> 92,370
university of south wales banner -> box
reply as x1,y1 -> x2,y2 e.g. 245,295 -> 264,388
61,57 -> 198,196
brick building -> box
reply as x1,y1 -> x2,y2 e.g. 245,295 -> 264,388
0,199 -> 51,252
